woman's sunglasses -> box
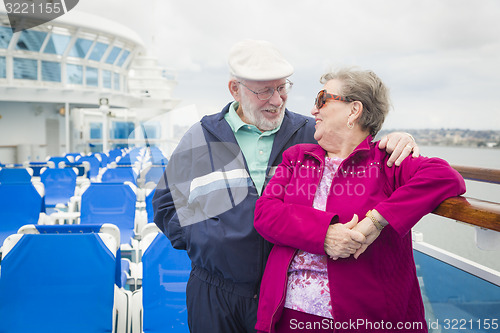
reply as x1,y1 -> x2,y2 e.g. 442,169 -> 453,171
315,89 -> 353,109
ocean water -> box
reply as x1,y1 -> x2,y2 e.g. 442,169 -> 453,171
413,146 -> 500,271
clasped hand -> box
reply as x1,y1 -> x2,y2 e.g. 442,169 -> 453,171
323,214 -> 381,260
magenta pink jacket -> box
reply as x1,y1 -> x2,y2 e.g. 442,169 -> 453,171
254,137 -> 466,333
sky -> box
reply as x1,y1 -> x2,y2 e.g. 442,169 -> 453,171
74,0 -> 500,130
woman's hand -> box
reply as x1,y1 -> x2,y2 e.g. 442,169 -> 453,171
352,212 -> 386,259
324,214 -> 366,260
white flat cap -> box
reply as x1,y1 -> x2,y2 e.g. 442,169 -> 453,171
228,39 -> 294,81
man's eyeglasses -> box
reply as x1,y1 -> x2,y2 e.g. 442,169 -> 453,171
238,80 -> 293,101
315,89 -> 353,109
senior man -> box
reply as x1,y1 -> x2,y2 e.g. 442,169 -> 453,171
153,39 -> 418,333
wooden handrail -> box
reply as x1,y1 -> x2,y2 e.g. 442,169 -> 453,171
452,165 -> 500,184
433,196 -> 500,232
431,165 -> 500,232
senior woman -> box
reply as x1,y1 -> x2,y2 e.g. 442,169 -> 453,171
254,68 -> 466,333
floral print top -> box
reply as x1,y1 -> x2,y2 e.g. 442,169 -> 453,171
284,156 -> 343,319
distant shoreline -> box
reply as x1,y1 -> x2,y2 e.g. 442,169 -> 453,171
377,129 -> 500,149
419,143 -> 500,149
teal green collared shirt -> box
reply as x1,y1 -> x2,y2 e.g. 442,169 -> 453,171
224,102 -> 280,195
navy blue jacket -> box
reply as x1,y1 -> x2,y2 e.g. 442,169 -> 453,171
153,102 -> 316,295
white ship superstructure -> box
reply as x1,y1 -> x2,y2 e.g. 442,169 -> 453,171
0,9 -> 179,164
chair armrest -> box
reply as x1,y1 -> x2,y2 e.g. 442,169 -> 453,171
134,210 -> 148,238
113,286 -> 131,333
48,211 -> 80,225
131,290 -> 143,333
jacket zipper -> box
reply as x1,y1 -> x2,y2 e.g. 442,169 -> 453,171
269,249 -> 298,333
266,142 -> 373,332
258,119 -> 310,299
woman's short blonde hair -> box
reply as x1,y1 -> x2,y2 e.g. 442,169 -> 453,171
320,68 -> 391,137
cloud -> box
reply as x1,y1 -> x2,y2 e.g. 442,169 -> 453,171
75,0 -> 500,129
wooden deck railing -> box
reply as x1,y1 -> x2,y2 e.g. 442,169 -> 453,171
432,165 -> 500,232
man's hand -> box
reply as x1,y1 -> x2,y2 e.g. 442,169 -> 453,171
324,214 -> 366,260
378,132 -> 420,167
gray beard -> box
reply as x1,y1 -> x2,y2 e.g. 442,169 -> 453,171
240,101 -> 286,131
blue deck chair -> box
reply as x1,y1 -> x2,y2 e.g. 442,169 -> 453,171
76,155 -> 101,179
151,153 -> 168,166
128,147 -> 142,161
116,154 -> 135,166
145,189 -> 155,224
26,161 -> 54,177
144,165 -> 166,185
0,167 -> 32,184
41,168 -> 77,210
101,167 -> 138,185
0,182 -> 43,247
108,149 -> 124,164
80,183 -> 137,251
149,147 -> 167,162
63,161 -> 89,178
132,226 -> 190,333
64,152 -> 82,163
150,149 -> 168,165
35,224 -> 131,289
94,152 -> 109,168
152,158 -> 168,166
47,156 -> 70,168
0,224 -> 129,333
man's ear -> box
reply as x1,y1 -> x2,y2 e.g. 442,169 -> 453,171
228,80 -> 240,101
